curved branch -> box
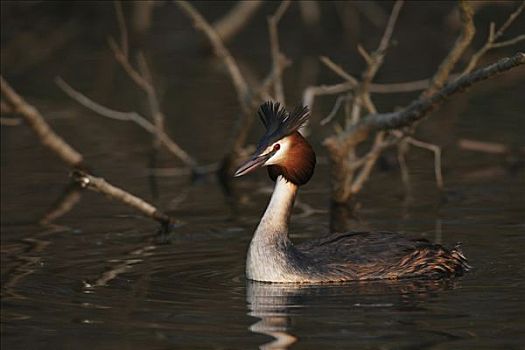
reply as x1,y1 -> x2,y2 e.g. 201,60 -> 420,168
175,0 -> 252,112
355,53 -> 524,135
1,76 -> 84,168
423,1 -> 475,97
56,78 -> 197,167
72,170 -> 176,226
213,1 -> 263,44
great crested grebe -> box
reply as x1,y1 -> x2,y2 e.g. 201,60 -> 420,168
235,101 -> 470,283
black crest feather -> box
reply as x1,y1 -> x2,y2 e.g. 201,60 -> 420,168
257,101 -> 309,146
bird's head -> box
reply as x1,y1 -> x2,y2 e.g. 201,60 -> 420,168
234,101 -> 316,186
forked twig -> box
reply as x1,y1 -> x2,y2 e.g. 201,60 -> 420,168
56,77 -> 197,167
462,1 -> 525,74
2,76 -> 178,226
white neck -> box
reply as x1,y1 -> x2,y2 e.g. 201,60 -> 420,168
246,176 -> 299,282
254,176 -> 297,242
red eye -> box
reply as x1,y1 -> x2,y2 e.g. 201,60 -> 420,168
273,144 -> 280,151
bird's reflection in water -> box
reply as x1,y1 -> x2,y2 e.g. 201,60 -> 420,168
246,278 -> 457,349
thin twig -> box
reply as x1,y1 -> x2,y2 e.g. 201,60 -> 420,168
176,0 -> 251,112
423,1 -> 475,96
268,0 -> 291,104
405,136 -> 444,189
2,76 -> 177,226
40,182 -> 83,225
114,0 -> 129,58
491,34 -> 525,49
320,95 -> 351,126
303,82 -> 354,109
458,138 -> 509,154
353,53 -> 524,135
320,56 -> 359,86
361,0 -> 404,88
350,133 -> 386,193
136,52 -> 164,146
176,0 -> 257,179
1,76 -> 84,168
212,0 -> 263,44
72,170 -> 176,225
110,3 -> 165,146
397,140 -> 411,191
56,77 -> 197,167
108,38 -> 151,93
344,1 -> 404,196
462,1 -> 525,74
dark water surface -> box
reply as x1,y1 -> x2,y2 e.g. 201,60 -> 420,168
2,2 -> 525,349
2,95 -> 524,349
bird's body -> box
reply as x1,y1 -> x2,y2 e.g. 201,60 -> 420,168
236,102 -> 469,283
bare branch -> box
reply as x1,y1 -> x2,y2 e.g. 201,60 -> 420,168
320,56 -> 359,86
2,76 -> 177,226
463,1 -> 525,74
361,0 -> 404,88
405,136 -> 444,189
458,138 -> 509,154
423,1 -> 475,96
376,0 -> 404,54
56,78 -> 197,167
493,1 -> 525,41
109,4 -> 166,147
136,52 -> 165,145
303,82 -> 354,109
397,140 -> 411,190
72,170 -> 176,226
114,0 -> 129,57
257,55 -> 292,101
350,133 -> 387,193
268,0 -> 291,104
320,95 -> 351,126
176,0 -> 258,180
40,182 -> 82,225
357,44 -> 372,66
176,0 -> 252,112
331,0 -> 404,199
354,53 -> 524,135
323,53 -> 523,203
1,76 -> 84,167
212,0 -> 263,44
108,38 -> 152,93
491,34 -> 525,49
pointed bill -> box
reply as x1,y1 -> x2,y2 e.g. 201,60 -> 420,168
234,152 -> 274,177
